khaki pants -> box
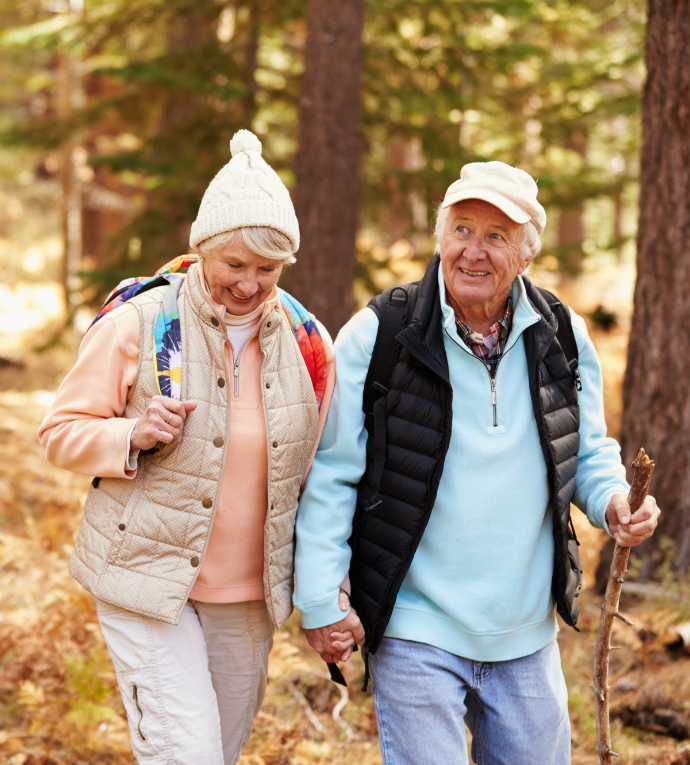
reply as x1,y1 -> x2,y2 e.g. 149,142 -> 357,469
96,598 -> 274,765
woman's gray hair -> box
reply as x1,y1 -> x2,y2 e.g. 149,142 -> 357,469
196,227 -> 296,264
434,202 -> 541,262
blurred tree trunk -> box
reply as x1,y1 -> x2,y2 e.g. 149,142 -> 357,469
620,0 -> 690,575
57,0 -> 85,314
612,188 -> 624,261
288,0 -> 365,336
558,130 -> 587,279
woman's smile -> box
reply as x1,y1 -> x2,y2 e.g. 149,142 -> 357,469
227,287 -> 254,301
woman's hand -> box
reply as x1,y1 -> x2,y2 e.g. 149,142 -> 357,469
131,396 -> 197,451
329,588 -> 358,662
304,589 -> 365,664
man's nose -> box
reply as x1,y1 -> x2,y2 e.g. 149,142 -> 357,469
463,236 -> 485,260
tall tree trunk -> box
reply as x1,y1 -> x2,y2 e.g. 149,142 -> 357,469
620,0 -> 690,573
558,130 -> 587,279
288,0 -> 365,336
57,0 -> 85,314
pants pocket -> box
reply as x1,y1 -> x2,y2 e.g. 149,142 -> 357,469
116,668 -> 165,759
246,601 -> 274,643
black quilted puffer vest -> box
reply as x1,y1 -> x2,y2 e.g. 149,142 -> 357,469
350,255 -> 583,656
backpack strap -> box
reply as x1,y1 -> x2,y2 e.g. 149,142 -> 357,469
364,286 -> 413,411
362,284 -> 418,509
537,286 -> 582,391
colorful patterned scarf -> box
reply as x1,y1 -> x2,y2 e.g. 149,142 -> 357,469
91,255 -> 328,415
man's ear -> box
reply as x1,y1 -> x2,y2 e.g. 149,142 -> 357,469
517,254 -> 534,275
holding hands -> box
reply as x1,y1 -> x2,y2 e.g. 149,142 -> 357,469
606,492 -> 660,547
131,395 -> 197,451
304,588 -> 365,665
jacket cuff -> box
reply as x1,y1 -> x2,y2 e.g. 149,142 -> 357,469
125,419 -> 140,473
297,590 -> 349,629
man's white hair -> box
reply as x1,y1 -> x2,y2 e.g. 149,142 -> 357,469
196,226 -> 296,264
434,202 -> 541,262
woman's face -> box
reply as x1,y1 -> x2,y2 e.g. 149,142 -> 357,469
201,238 -> 284,316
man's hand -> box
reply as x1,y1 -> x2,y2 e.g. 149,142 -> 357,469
304,591 -> 365,664
606,492 -> 660,547
131,396 -> 197,451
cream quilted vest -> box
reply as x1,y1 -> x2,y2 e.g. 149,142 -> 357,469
69,265 -> 319,627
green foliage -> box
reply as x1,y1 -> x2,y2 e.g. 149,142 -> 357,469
0,0 -> 645,304
360,0 -> 644,229
65,645 -> 116,707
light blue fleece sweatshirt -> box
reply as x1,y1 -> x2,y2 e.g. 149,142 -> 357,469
294,269 -> 630,661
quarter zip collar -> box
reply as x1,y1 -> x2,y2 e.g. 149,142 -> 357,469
437,264 -> 541,355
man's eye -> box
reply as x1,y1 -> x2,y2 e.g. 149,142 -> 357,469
456,226 -> 468,233
490,233 -> 503,240
227,263 -> 242,269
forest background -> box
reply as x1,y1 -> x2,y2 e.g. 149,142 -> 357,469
1,1 -> 690,764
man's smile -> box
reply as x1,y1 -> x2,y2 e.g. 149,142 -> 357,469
460,267 -> 490,277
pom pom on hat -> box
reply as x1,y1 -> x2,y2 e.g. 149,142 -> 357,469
230,129 -> 262,157
190,126 -> 299,251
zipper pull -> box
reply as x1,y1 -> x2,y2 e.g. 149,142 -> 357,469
491,377 -> 498,427
234,360 -> 239,396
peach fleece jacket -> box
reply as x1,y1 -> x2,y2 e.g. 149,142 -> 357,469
39,271 -> 335,603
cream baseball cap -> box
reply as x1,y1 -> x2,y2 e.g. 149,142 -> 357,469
441,161 -> 547,234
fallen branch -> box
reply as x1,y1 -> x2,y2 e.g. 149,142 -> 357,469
303,667 -> 355,740
287,668 -> 356,741
613,705 -> 690,741
593,448 -> 655,764
287,681 -> 327,735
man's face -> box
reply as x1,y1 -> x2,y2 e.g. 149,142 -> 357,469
439,199 -> 532,313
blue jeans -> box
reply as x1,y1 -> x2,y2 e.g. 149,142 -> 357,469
370,637 -> 570,765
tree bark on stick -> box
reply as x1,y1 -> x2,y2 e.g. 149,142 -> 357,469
619,0 -> 690,572
593,449 -> 655,764
288,0 -> 365,336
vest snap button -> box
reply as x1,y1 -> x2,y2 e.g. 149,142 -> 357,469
118,523 -> 125,531
270,504 -> 274,510
265,382 -> 270,389
191,556 -> 199,567
202,498 -> 213,509
272,441 -> 278,448
213,437 -> 224,448
218,378 -> 225,388
267,321 -> 272,328
211,317 -> 220,327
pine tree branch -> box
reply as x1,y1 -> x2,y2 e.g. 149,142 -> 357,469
593,448 -> 655,764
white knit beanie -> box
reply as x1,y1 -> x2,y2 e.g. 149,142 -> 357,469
189,129 -> 300,252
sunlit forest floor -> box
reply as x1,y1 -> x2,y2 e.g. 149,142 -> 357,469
2,260 -> 690,765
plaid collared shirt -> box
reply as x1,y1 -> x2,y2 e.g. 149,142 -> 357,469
454,295 -> 513,379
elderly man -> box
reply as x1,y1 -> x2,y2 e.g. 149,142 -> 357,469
293,162 -> 660,764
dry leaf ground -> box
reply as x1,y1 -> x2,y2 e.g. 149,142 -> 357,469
2,264 -> 690,764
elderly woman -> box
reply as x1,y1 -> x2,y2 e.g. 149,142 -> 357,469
39,130 -> 345,764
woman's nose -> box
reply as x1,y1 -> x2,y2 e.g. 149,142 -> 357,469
235,277 -> 258,295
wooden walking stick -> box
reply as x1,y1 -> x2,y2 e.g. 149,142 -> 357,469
592,448 -> 655,764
